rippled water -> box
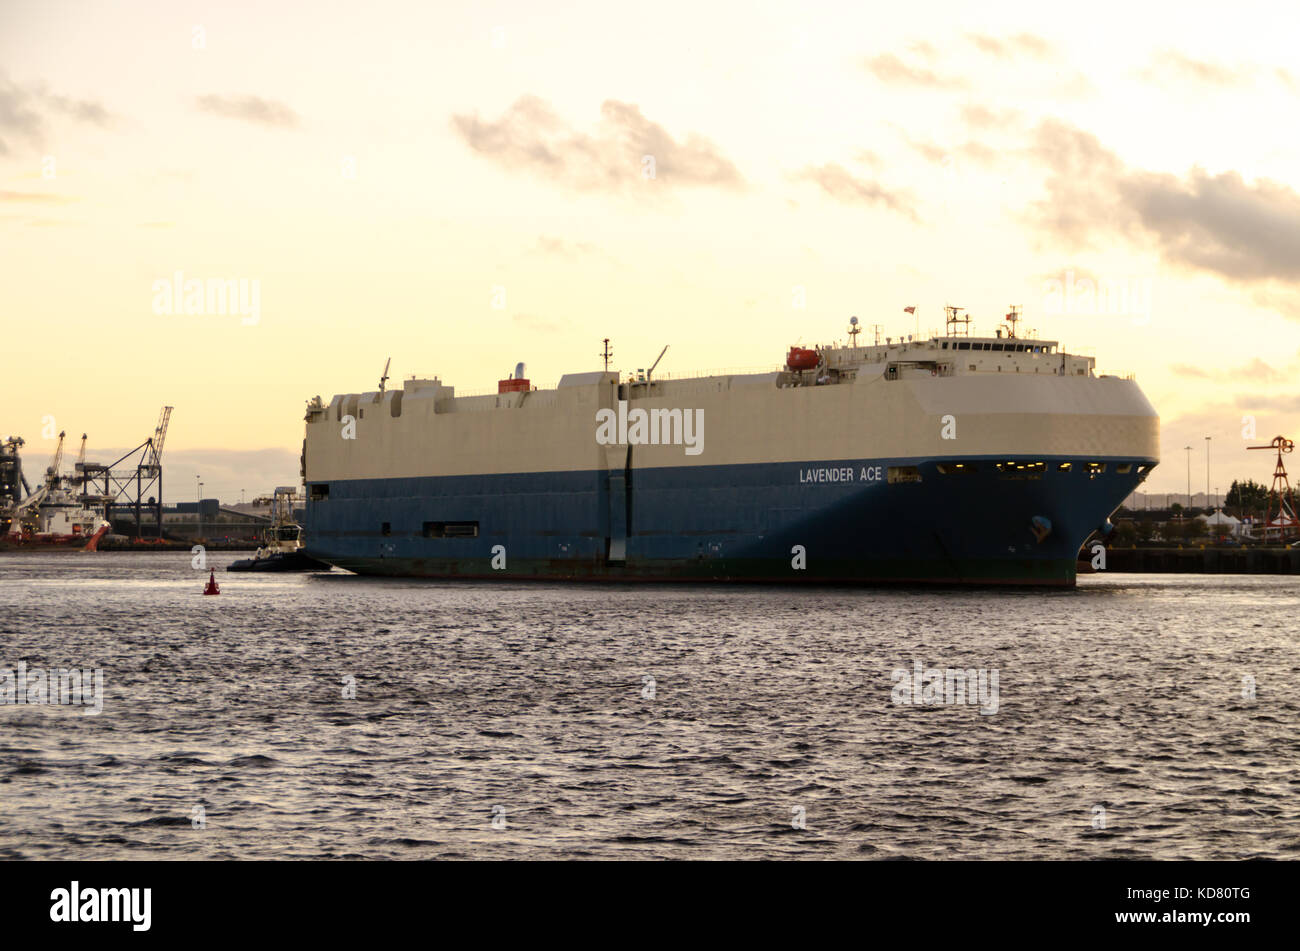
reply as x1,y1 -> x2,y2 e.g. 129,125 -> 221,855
0,552 -> 1296,859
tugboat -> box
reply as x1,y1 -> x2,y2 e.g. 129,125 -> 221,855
227,486 -> 331,572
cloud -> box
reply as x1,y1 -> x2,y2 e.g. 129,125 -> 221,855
1140,50 -> 1300,94
534,234 -> 595,256
451,96 -> 744,192
1174,353 -> 1300,384
959,103 -> 1023,130
960,140 -> 1000,167
965,32 -> 1053,60
903,136 -> 948,164
0,190 -> 74,203
195,94 -> 300,128
1233,392 -> 1300,413
43,92 -> 112,125
789,163 -> 918,220
906,40 -> 938,61
1121,168 -> 1300,284
853,148 -> 884,170
862,53 -> 966,89
1025,119 -> 1300,306
1142,50 -> 1250,88
0,72 -> 114,155
893,126 -> 1000,171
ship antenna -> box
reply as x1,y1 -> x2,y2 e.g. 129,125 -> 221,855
1005,305 -> 1022,339
848,316 -> 860,348
378,357 -> 391,394
600,338 -> 613,372
944,305 -> 970,337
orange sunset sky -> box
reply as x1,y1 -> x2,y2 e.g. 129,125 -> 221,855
3,0 -> 1298,501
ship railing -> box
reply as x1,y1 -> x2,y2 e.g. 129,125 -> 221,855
650,365 -> 783,381
450,367 -> 786,396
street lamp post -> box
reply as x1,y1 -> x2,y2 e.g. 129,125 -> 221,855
1184,445 -> 1193,512
1205,436 -> 1212,510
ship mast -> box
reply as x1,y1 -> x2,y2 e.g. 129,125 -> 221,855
600,338 -> 613,372
1005,305 -> 1022,339
944,305 -> 970,337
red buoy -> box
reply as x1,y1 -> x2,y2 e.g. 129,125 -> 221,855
787,346 -> 819,371
203,570 -> 220,595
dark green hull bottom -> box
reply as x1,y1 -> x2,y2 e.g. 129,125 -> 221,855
315,555 -> 1080,587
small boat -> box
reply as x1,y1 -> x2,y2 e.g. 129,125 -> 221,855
228,486 -> 331,572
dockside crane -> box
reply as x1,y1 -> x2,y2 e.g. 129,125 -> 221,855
81,407 -> 174,539
148,407 -> 171,472
46,430 -> 66,486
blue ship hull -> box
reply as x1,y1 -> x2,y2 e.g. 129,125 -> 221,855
304,454 -> 1151,586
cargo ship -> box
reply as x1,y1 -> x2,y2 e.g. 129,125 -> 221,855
1,434 -> 111,552
300,309 -> 1159,586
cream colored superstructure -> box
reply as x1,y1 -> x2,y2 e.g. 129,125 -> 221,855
304,336 -> 1159,483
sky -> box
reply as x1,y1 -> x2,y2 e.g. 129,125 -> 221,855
2,0 -> 1298,502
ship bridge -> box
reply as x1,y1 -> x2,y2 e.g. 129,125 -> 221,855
787,334 -> 1093,389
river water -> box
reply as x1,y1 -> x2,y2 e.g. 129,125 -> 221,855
1,553 -> 1296,859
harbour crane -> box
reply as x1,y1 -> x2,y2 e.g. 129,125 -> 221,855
146,407 -> 171,472
80,407 -> 173,539
46,430 -> 66,484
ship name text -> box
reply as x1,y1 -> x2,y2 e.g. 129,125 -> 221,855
799,466 -> 883,484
